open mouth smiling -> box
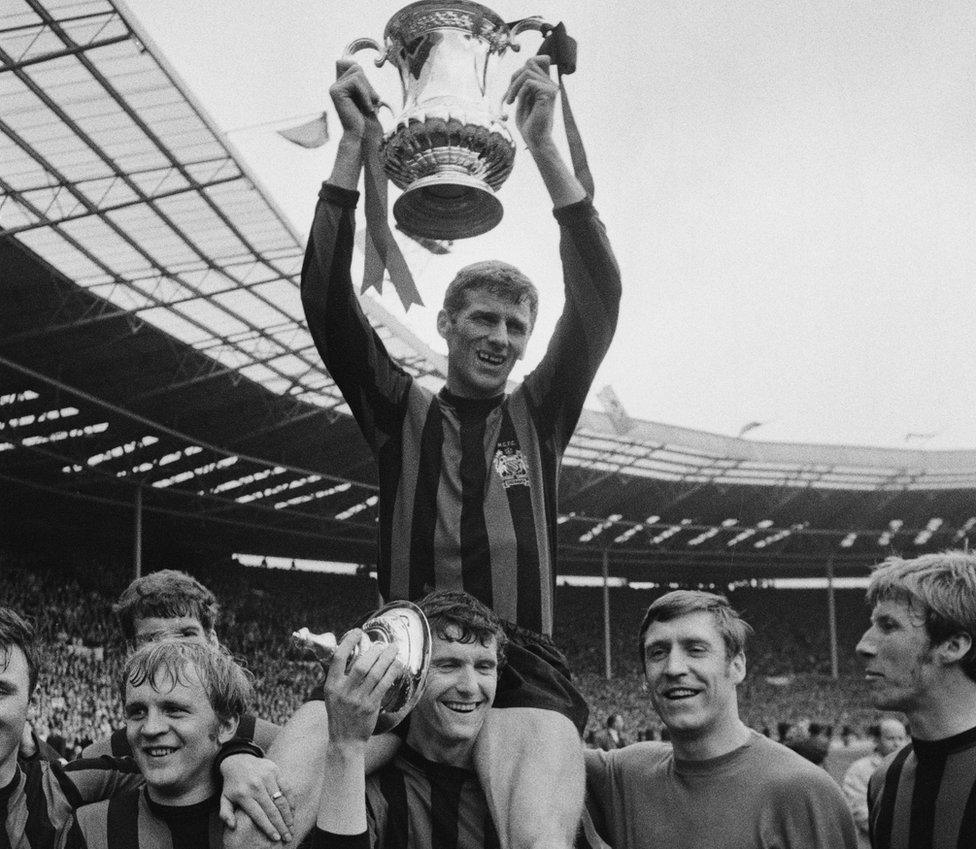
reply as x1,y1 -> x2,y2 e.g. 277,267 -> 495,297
476,351 -> 505,366
662,687 -> 700,701
143,746 -> 179,758
442,700 -> 481,714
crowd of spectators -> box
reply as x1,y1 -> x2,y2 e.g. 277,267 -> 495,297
0,550 -> 888,757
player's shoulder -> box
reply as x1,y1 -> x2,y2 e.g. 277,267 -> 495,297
747,733 -> 844,794
585,741 -> 671,775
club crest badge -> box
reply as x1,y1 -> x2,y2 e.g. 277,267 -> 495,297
493,441 -> 530,489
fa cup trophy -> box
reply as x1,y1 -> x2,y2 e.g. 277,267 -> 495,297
293,600 -> 431,733
346,1 -> 550,240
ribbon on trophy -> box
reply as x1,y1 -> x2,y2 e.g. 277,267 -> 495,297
535,22 -> 595,198
361,113 -> 424,310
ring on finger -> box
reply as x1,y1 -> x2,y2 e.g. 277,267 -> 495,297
271,791 -> 284,801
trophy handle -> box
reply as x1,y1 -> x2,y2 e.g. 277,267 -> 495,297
507,17 -> 550,51
343,37 -> 388,68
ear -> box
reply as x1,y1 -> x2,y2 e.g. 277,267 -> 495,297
936,632 -> 973,667
436,308 -> 452,341
729,652 -> 746,685
216,714 -> 239,745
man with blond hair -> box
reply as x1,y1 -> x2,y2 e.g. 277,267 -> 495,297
61,640 -> 253,848
856,551 -> 976,848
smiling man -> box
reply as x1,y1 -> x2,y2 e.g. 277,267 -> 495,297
309,590 -> 505,849
61,640 -> 252,848
584,590 -> 856,849
79,570 -> 291,843
856,551 -> 976,849
298,53 -> 620,849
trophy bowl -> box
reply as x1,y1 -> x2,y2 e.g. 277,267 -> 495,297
293,600 -> 431,733
347,1 -> 548,240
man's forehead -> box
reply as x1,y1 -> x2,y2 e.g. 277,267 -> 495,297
872,597 -> 924,623
431,632 -> 497,658
644,611 -> 723,645
460,290 -> 532,318
134,615 -> 207,634
126,662 -> 204,701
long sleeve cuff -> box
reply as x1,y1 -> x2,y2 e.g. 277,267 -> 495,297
552,196 -> 594,224
309,828 -> 370,849
318,183 -> 360,208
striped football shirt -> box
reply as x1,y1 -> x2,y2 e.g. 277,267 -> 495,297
868,726 -> 976,849
1,756 -> 142,849
302,184 -> 621,636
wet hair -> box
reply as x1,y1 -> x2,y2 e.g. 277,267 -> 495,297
113,570 -> 219,642
442,260 -> 539,327
637,589 -> 753,669
0,607 -> 38,694
416,589 -> 507,663
121,640 -> 253,723
867,551 -> 976,681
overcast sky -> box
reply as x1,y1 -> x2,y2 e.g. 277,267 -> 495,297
121,0 -> 976,450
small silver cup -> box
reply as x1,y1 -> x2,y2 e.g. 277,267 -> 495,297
294,600 -> 431,733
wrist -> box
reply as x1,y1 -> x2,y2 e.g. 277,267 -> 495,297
525,136 -> 559,160
327,736 -> 368,758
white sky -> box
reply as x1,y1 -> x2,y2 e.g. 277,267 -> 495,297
122,0 -> 976,450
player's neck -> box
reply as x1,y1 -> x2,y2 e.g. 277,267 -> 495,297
670,716 -> 750,762
908,677 -> 976,740
406,728 -> 476,770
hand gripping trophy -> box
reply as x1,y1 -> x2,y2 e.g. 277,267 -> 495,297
346,1 -> 552,240
293,601 -> 431,733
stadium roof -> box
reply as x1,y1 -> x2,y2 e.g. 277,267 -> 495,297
3,0 -> 976,583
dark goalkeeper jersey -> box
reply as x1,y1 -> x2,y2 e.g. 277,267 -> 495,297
301,184 -> 621,636
868,725 -> 976,849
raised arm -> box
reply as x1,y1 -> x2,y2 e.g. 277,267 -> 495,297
504,56 -> 586,208
300,60 -> 412,452
310,631 -> 400,849
506,58 -> 621,445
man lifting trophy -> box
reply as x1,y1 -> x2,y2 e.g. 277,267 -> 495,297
286,2 -> 622,846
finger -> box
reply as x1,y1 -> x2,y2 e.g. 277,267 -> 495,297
348,639 -> 395,684
328,629 -> 364,684
238,797 -> 282,843
335,57 -> 359,79
259,789 -> 292,844
375,654 -> 405,699
360,643 -> 401,695
219,796 -> 237,830
505,56 -> 552,103
274,779 -> 296,829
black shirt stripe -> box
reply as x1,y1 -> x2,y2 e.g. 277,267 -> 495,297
378,768 -> 410,849
22,761 -> 55,849
458,412 -> 492,606
409,404 -> 442,600
499,406 -> 541,625
106,790 -> 140,849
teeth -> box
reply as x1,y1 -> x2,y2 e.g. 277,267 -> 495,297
666,689 -> 697,698
477,352 -> 504,365
146,747 -> 176,756
443,701 -> 477,712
